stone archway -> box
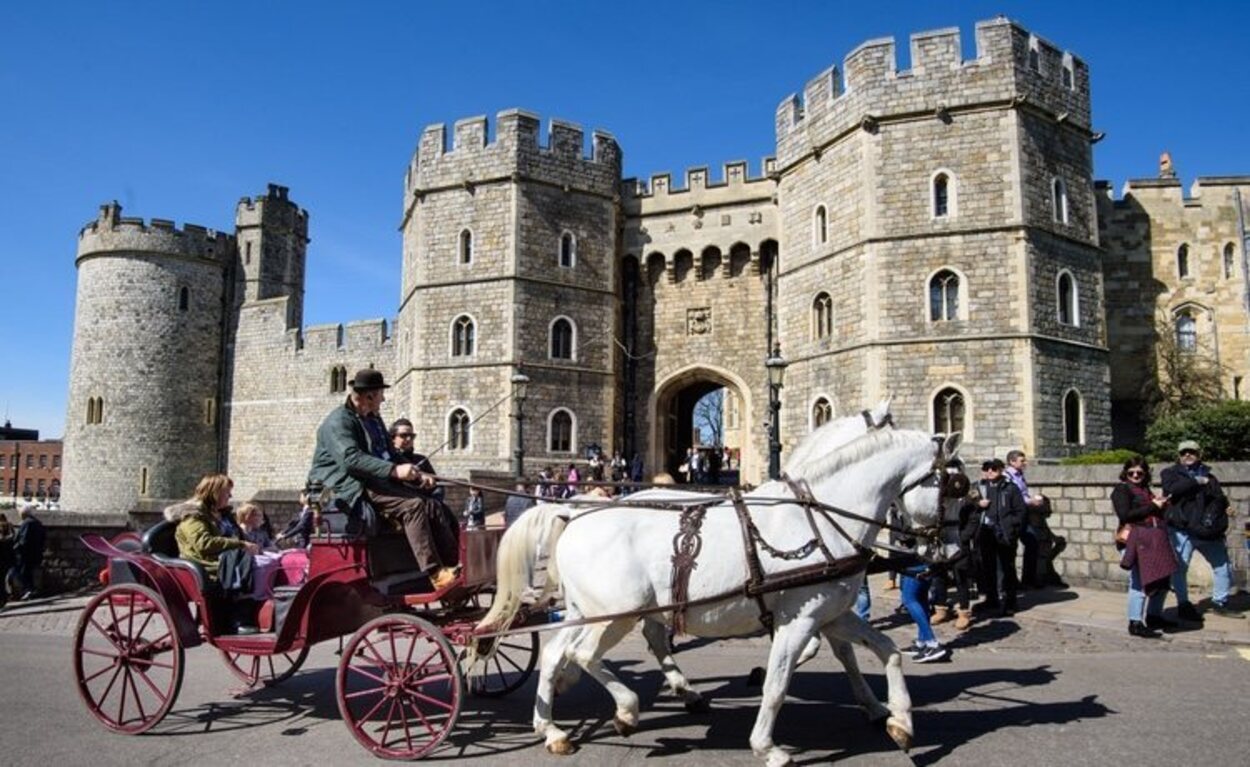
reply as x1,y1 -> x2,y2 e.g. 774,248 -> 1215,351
649,364 -> 754,485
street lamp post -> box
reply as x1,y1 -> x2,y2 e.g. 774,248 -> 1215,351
765,345 -> 788,481
511,371 -> 530,480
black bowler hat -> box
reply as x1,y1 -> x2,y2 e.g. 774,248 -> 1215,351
349,369 -> 389,391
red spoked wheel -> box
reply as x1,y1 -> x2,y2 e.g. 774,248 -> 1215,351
219,644 -> 310,688
336,614 -> 462,760
465,630 -> 539,698
73,584 -> 184,734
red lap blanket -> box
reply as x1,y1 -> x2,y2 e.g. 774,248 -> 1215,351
1120,524 -> 1178,593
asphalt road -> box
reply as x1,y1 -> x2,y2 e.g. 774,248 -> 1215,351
2,605 -> 1247,767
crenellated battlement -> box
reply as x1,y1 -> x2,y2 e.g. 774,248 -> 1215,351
235,183 -> 309,234
775,18 -> 1091,167
77,201 -> 234,263
299,318 -> 392,354
406,109 -> 622,202
621,158 -> 777,202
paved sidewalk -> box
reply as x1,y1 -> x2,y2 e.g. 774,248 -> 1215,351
867,573 -> 1250,647
2,579 -> 1247,646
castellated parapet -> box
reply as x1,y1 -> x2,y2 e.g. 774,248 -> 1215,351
774,18 -> 1090,169
404,109 -> 622,218
77,201 -> 235,265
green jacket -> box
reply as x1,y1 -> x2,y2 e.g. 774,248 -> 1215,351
308,398 -> 396,507
168,503 -> 244,577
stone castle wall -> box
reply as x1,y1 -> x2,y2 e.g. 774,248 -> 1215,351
1099,176 -> 1250,445
62,205 -> 232,514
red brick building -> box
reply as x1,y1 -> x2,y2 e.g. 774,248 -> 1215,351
0,437 -> 63,504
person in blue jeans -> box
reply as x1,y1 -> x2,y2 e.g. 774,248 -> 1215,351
1161,440 -> 1241,620
898,565 -> 948,662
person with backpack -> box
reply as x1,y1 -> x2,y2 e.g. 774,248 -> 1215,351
1161,440 -> 1240,620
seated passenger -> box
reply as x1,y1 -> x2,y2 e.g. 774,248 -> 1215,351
167,474 -> 259,579
237,503 -> 277,551
309,369 -> 460,590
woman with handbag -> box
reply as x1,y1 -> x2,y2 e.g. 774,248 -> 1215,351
1111,455 -> 1176,638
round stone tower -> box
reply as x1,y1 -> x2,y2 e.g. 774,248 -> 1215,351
61,202 -> 234,513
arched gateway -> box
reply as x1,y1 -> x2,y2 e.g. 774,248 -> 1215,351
649,364 -> 754,485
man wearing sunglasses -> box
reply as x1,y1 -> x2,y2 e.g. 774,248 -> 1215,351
1161,440 -> 1239,620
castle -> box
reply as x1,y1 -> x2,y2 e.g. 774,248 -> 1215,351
60,18 -> 1250,514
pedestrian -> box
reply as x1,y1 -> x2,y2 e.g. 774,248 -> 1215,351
504,482 -> 536,527
890,510 -> 950,663
1111,455 -> 1176,638
565,464 -> 580,497
464,487 -> 485,529
975,459 -> 1026,616
1004,450 -> 1055,588
10,505 -> 46,600
0,513 -> 15,606
1162,440 -> 1240,619
928,471 -> 978,631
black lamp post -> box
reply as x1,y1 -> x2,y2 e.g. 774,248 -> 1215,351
765,344 -> 788,480
511,371 -> 530,480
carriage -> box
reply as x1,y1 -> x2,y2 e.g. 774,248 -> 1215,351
72,502 -> 544,760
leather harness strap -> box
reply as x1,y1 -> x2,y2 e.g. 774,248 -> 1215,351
669,503 -> 710,635
731,488 -> 775,634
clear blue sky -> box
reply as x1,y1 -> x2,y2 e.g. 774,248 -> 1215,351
2,1 -> 1247,439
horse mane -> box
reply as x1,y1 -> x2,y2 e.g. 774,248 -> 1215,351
782,398 -> 890,475
788,427 -> 933,485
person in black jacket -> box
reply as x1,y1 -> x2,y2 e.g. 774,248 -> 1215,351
1111,455 -> 1174,637
975,459 -> 1026,616
1161,440 -> 1239,620
10,505 -> 46,600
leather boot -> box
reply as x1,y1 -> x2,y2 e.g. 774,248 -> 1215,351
931,605 -> 951,625
954,608 -> 973,631
1128,620 -> 1161,638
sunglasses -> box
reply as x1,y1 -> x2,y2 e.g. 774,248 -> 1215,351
394,433 -> 415,439
1126,469 -> 1145,476
1180,449 -> 1198,456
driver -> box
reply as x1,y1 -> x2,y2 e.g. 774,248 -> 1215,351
308,369 -> 460,591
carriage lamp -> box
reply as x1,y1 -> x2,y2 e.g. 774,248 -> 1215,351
765,345 -> 788,480
511,371 -> 531,481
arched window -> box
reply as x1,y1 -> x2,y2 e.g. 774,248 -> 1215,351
933,387 -> 965,435
1223,242 -> 1235,279
329,365 -> 347,393
451,315 -> 475,357
1052,178 -> 1069,224
458,229 -> 473,265
1057,270 -> 1079,326
812,397 -> 833,429
177,286 -> 189,312
1177,243 -> 1190,279
932,172 -> 950,218
929,269 -> 960,322
812,292 -> 833,339
550,317 -> 575,360
448,408 -> 471,451
86,397 -> 95,425
1063,389 -> 1083,445
813,205 -> 827,246
549,409 -> 574,453
1176,311 -> 1197,352
559,232 -> 576,268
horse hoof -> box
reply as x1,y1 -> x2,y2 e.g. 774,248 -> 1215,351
613,716 -> 637,737
684,697 -> 711,714
746,666 -> 766,687
886,720 -> 913,752
546,738 -> 575,755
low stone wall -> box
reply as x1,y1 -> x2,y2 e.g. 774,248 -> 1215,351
1029,462 -> 1249,593
33,511 -> 131,593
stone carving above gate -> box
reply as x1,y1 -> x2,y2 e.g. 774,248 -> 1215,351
687,307 -> 712,335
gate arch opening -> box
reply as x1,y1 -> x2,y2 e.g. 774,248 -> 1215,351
650,365 -> 753,486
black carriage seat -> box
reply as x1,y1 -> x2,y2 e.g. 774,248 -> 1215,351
142,519 -> 212,596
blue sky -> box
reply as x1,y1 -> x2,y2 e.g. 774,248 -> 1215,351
1,1 -> 1247,439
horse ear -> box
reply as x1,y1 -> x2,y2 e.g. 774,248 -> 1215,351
875,396 -> 893,417
942,432 -> 963,460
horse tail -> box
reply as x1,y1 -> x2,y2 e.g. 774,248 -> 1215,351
469,504 -> 567,660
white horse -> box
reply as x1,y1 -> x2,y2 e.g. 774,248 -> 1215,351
489,401 -> 895,710
478,426 -> 959,766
